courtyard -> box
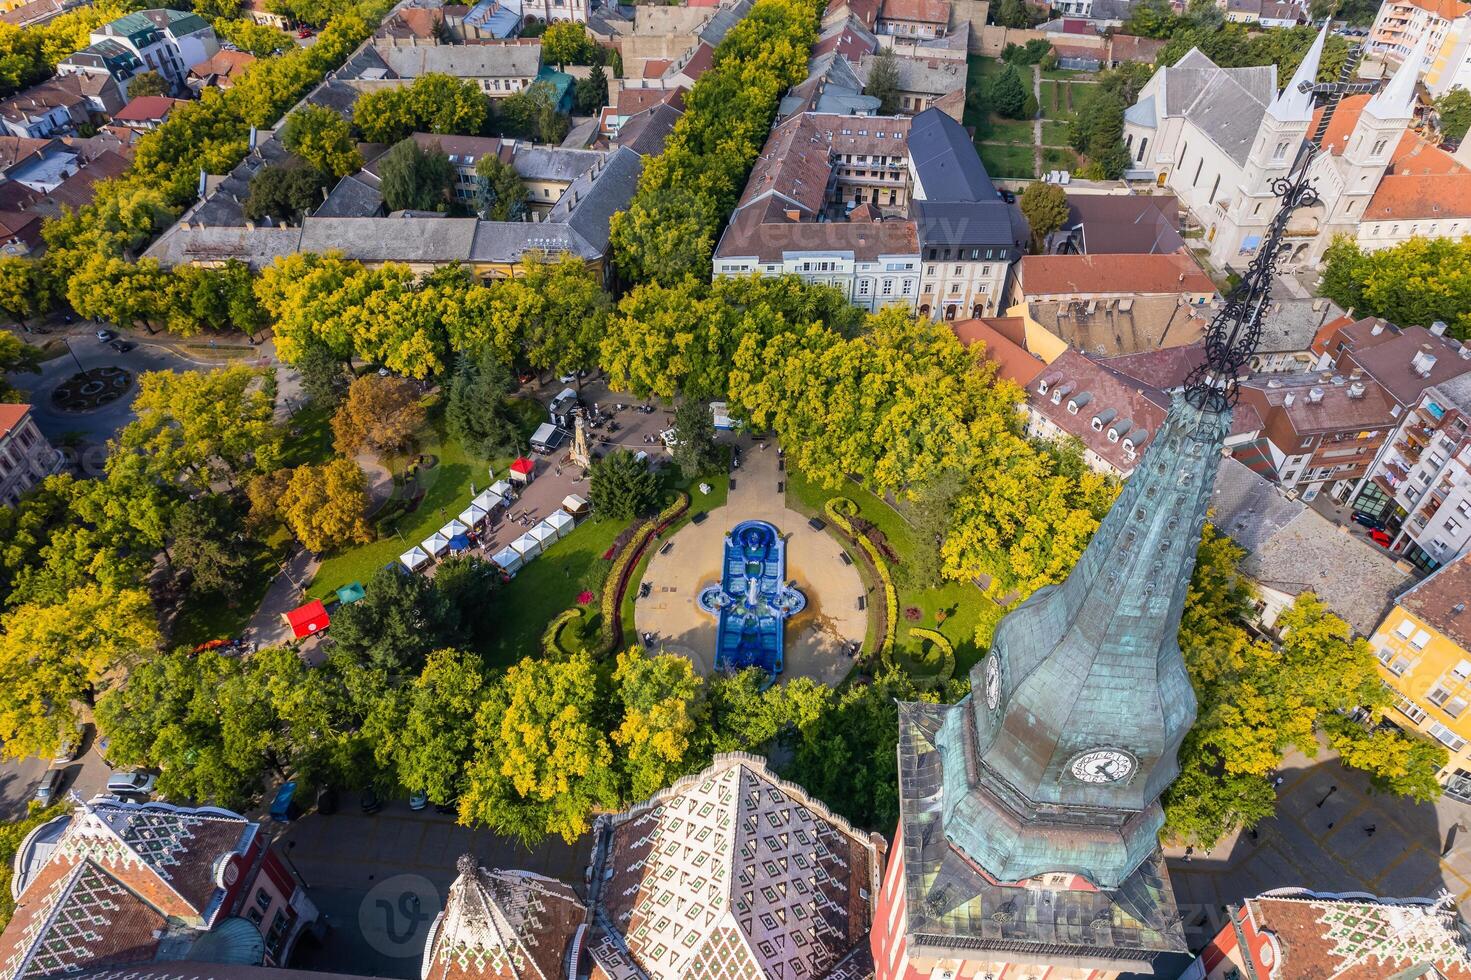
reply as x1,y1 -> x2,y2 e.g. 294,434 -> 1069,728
965,56 -> 1090,180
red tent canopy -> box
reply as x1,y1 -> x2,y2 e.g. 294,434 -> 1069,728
510,457 -> 534,476
284,599 -> 329,638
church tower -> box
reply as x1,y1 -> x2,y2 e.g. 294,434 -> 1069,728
1238,25 -> 1329,208
1332,34 -> 1423,224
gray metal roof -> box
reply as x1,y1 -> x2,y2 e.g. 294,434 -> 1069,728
1150,51 -> 1276,167
697,0 -> 750,45
316,172 -> 383,218
511,145 -> 604,183
912,200 -> 1018,250
373,42 -> 541,78
1256,297 -> 1340,354
298,214 -> 479,261
907,107 -> 996,203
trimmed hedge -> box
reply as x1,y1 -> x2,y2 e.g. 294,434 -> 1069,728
541,608 -> 585,658
903,628 -> 957,685
596,491 -> 691,655
825,497 -> 896,655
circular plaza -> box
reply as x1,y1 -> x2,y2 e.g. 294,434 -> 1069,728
632,444 -> 867,687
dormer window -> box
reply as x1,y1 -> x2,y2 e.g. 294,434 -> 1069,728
1122,438 -> 1135,453
1092,408 -> 1117,433
1091,417 -> 1103,431
1067,400 -> 1080,414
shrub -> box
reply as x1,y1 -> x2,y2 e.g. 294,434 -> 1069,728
825,497 -> 896,655
542,608 -> 585,658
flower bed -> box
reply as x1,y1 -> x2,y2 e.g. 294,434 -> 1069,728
825,497 -> 896,655
596,492 -> 691,655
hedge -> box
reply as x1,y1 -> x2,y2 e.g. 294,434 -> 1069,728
541,608 -> 585,658
825,497 -> 896,655
595,491 -> 691,655
904,628 -> 957,685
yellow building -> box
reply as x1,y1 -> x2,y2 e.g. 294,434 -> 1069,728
1371,551 -> 1471,800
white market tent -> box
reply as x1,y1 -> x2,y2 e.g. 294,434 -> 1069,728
473,488 -> 505,512
457,503 -> 489,527
510,533 -> 541,559
561,493 -> 589,515
489,480 -> 513,500
440,519 -> 469,539
400,546 -> 431,570
491,547 -> 523,575
422,531 -> 451,556
529,522 -> 558,549
546,510 -> 574,538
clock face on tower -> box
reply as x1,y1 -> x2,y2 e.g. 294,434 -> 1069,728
984,656 -> 1000,711
1068,748 -> 1136,784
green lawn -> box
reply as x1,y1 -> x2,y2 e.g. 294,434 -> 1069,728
967,54 -> 1004,79
977,142 -> 1035,179
1042,67 -> 1096,80
306,399 -> 543,601
1043,146 -> 1080,171
1040,120 -> 1071,147
985,117 -> 1035,143
171,548 -> 283,649
785,469 -> 1001,675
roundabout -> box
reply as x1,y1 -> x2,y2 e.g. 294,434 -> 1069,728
632,445 -> 867,687
50,367 -> 133,412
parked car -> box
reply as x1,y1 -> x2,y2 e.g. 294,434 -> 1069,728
109,340 -> 135,353
360,787 -> 382,814
297,26 -> 313,36
35,769 -> 63,805
409,790 -> 428,811
52,723 -> 85,764
95,329 -> 116,342
1369,529 -> 1393,548
1000,189 -> 1016,203
1351,511 -> 1385,530
105,771 -> 157,796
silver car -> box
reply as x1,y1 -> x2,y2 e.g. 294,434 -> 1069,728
34,769 -> 63,805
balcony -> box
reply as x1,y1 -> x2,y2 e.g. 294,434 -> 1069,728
1448,771 -> 1471,804
1397,439 -> 1423,464
1406,423 -> 1434,446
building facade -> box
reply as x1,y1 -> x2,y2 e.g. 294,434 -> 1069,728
1370,553 -> 1471,802
1368,0 -> 1471,96
59,8 -> 219,97
0,404 -> 62,506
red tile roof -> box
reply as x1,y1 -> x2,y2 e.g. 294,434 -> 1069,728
1029,349 -> 1170,473
111,96 -> 180,124
950,317 -> 1045,386
878,0 -> 949,23
825,0 -> 881,29
1017,250 -> 1216,298
1400,0 -> 1471,18
1399,551 -> 1471,650
0,404 -> 30,435
641,58 -> 671,78
188,49 -> 257,83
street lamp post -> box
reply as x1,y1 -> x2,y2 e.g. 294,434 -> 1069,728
62,338 -> 89,379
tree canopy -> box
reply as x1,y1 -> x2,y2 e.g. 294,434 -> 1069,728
1319,236 -> 1471,340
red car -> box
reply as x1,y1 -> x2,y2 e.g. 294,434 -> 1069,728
297,26 -> 313,37
1369,529 -> 1392,548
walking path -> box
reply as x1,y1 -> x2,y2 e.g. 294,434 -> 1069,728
244,548 -> 322,651
633,441 -> 866,687
1031,64 -> 1043,177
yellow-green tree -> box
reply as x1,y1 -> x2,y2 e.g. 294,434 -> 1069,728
612,647 -> 703,800
0,257 -> 53,331
391,648 -> 485,804
0,585 -> 158,760
279,458 -> 374,552
460,651 -> 617,844
281,104 -> 363,178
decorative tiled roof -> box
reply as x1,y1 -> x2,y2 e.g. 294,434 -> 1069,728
424,857 -> 586,980
1244,892 -> 1471,979
1397,551 -> 1471,651
1029,348 -> 1170,473
589,754 -> 880,980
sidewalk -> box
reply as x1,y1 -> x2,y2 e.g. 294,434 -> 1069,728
245,547 -> 322,649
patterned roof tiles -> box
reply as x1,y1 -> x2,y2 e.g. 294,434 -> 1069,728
424,858 -> 586,980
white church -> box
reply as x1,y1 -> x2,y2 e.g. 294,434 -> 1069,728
1123,27 -> 1471,272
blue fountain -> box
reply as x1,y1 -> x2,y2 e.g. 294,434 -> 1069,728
697,520 -> 806,676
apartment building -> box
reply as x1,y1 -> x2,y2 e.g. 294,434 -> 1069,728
0,404 -> 61,506
1368,0 -> 1471,96
1371,553 -> 1471,801
59,8 -> 219,96
1353,374 -> 1471,571
875,0 -> 949,37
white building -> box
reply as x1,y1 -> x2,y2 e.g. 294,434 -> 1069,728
1369,0 -> 1471,96
1124,28 -> 1471,271
58,8 -> 218,96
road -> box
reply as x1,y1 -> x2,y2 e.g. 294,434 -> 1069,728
0,726 -> 111,821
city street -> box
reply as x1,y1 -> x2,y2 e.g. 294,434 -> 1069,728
0,727 -> 110,821
278,795 -> 592,977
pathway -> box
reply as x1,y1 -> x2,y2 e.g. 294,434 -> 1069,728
633,439 -> 866,687
1031,64 -> 1043,178
243,547 -> 321,650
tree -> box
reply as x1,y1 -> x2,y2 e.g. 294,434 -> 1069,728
391,648 -> 485,803
0,328 -> 42,402
865,48 -> 902,115
294,337 -> 352,408
574,63 -> 607,116
609,186 -> 721,287
474,154 -> 527,221
612,647 -> 702,800
353,74 -> 488,144
215,18 -> 292,56
1019,181 -> 1069,251
541,21 -> 596,67
332,373 -> 427,456
590,449 -> 661,520
281,104 -> 363,179
460,651 -> 618,844
1436,88 -> 1471,143
171,496 -> 253,595
278,458 -> 374,552
0,585 -> 158,761
670,397 -> 718,479
994,0 -> 1030,27
0,257 -> 52,332
497,80 -> 570,144
989,64 -> 1029,119
119,365 -> 283,490
328,564 -> 455,674
906,468 -> 964,590
244,165 -> 328,222
1318,236 -> 1471,339
378,137 -> 454,212
127,71 -> 170,97
446,348 -> 520,460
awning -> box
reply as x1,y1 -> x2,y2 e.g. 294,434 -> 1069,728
561,493 -> 588,514
547,510 -> 574,537
400,546 -> 431,570
491,547 -> 522,573
510,532 -> 541,558
448,533 -> 472,552
439,519 -> 469,539
472,488 -> 504,512
422,531 -> 451,556
336,582 -> 366,605
530,522 -> 558,548
283,600 -> 329,638
489,480 -> 513,499
510,457 -> 535,478
458,503 -> 489,526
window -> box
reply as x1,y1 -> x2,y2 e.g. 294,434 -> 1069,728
1136,136 -> 1148,162
1412,629 -> 1432,649
1447,697 -> 1468,718
1273,140 -> 1288,161
1430,684 -> 1452,706
1430,722 -> 1466,751
1395,619 -> 1415,639
1372,139 -> 1387,156
881,279 -> 893,296
1193,158 -> 1204,186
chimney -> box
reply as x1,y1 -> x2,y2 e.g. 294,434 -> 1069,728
1348,382 -> 1365,399
1308,387 -> 1324,404
1284,392 -> 1295,407
1412,349 -> 1438,377
1431,320 -> 1449,336
1371,321 -> 1385,336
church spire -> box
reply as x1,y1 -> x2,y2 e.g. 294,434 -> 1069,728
1267,22 -> 1331,123
1366,33 -> 1425,121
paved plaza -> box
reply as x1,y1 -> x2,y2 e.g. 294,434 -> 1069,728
1165,738 -> 1471,949
634,442 -> 866,686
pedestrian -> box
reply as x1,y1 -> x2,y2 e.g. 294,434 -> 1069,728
1183,846 -> 1193,862
1273,775 -> 1284,788
1327,822 -> 1335,830
1365,825 -> 1376,836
